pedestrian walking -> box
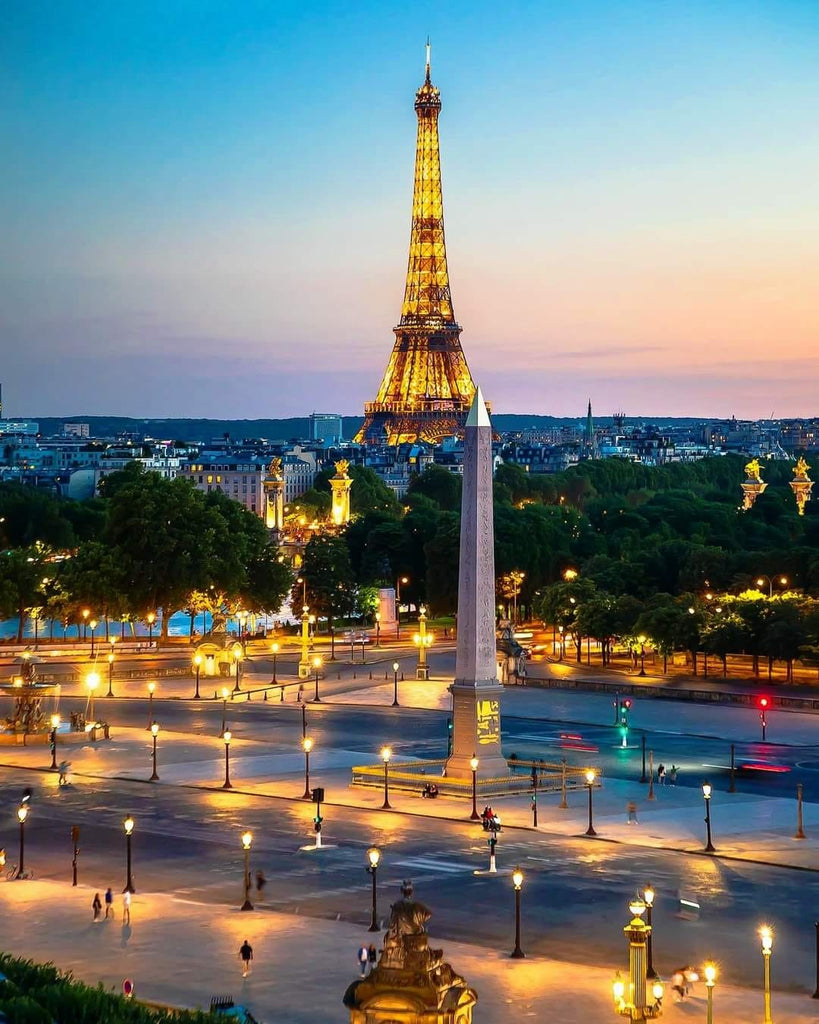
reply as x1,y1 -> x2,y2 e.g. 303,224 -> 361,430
104,887 -> 114,919
626,800 -> 638,824
368,944 -> 377,974
669,764 -> 678,786
657,763 -> 666,786
357,944 -> 369,978
297,685 -> 304,703
92,893 -> 102,922
255,870 -> 267,895
239,939 -> 254,977
122,890 -> 131,925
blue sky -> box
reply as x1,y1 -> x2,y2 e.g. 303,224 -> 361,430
2,1 -> 818,419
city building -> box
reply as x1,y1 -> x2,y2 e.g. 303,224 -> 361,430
309,413 -> 343,445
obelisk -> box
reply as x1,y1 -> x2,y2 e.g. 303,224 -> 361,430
445,387 -> 507,779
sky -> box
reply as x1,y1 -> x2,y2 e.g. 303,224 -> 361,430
2,0 -> 818,420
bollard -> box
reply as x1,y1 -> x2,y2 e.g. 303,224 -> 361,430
401,672 -> 404,681
385,670 -> 388,680
369,671 -> 372,680
337,671 -> 341,679
559,758 -> 568,809
728,743 -> 736,793
795,784 -> 806,840
353,672 -> 356,679
247,691 -> 251,701
264,690 -> 268,701
648,751 -> 655,801
640,734 -> 647,783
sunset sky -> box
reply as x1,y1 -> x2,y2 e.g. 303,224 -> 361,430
2,1 -> 818,420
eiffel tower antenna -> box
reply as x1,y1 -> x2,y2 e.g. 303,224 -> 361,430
356,47 -> 477,445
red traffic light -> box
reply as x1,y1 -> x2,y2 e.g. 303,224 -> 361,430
623,699 -> 632,709
758,697 -> 769,709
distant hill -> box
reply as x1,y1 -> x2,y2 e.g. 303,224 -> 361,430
29,413 -> 704,442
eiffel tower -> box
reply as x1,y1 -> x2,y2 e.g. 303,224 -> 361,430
356,44 -> 477,446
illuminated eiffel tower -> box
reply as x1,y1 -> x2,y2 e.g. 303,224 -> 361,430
356,44 -> 477,446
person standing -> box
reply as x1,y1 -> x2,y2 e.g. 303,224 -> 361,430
669,765 -> 678,786
239,939 -> 253,978
357,944 -> 369,978
104,887 -> 114,919
657,763 -> 666,786
122,889 -> 131,925
367,944 -> 377,975
92,893 -> 102,921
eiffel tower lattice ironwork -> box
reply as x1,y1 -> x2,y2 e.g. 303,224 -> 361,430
355,44 -> 477,446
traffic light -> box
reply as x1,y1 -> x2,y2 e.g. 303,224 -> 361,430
447,718 -> 453,756
758,697 -> 769,741
618,700 -> 632,745
313,814 -> 323,833
311,787 -> 325,803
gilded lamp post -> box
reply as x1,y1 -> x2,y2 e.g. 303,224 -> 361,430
612,898 -> 664,1021
790,456 -> 813,516
414,606 -> 433,680
298,605 -> 312,680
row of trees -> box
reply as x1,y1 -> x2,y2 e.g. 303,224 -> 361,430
0,465 -> 292,640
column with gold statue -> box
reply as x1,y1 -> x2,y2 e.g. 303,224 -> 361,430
789,456 -> 813,516
263,457 -> 285,532
330,459 -> 353,527
740,458 -> 767,511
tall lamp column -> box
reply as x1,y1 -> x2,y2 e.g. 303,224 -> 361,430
123,816 -> 136,893
510,867 -> 525,958
366,846 -> 381,931
222,730 -> 233,789
381,746 -> 392,810
240,831 -> 253,911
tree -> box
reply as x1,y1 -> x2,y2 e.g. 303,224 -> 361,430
636,596 -> 681,673
761,600 -> 806,682
0,546 -> 52,642
407,465 -> 462,512
423,512 -> 460,616
300,535 -> 356,625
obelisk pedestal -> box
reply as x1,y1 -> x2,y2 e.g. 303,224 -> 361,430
445,387 -> 507,781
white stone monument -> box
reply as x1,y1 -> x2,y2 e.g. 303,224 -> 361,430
445,387 -> 507,780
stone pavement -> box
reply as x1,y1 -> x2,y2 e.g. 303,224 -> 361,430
0,878 -> 815,1023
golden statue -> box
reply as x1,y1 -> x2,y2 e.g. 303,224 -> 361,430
744,458 -> 763,482
790,456 -> 813,516
333,459 -> 350,478
793,456 -> 811,481
267,456 -> 283,479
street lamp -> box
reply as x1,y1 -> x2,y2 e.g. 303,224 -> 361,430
89,619 -> 98,657
123,816 -> 135,893
702,781 -> 716,852
312,655 -> 323,702
240,831 -> 254,911
704,963 -> 716,1024
220,686 -> 230,736
756,575 -> 788,599
147,611 -> 156,642
149,722 -> 160,781
302,737 -> 313,799
510,866 -> 525,958
49,713 -> 60,770
222,731 -> 233,789
17,804 -> 28,876
81,607 -> 90,639
232,645 -> 243,693
107,651 -> 115,696
392,661 -> 400,707
270,641 -> 279,684
193,653 -> 202,699
396,575 -> 409,638
585,769 -> 597,836
147,681 -> 156,730
637,635 -> 647,677
375,612 -> 381,647
381,746 -> 392,810
366,846 -> 381,931
760,926 -> 773,1024
86,670 -> 100,725
414,606 -> 433,681
644,885 -> 657,979
469,755 -> 480,820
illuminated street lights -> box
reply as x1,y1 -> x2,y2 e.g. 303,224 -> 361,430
270,641 -> 279,684
644,885 -> 657,979
222,731 -> 233,789
146,611 -> 156,642
704,963 -> 716,1024
123,816 -> 135,893
637,635 -> 647,677
312,655 -> 323,702
392,661 -> 400,706
86,670 -> 100,725
760,926 -> 773,1024
240,831 -> 254,911
396,575 -> 409,638
374,612 -> 381,647
146,681 -> 156,730
703,781 -> 716,852
366,846 -> 381,931
149,722 -> 160,781
613,899 -> 664,1021
232,645 -> 243,693
302,737 -> 313,799
381,746 -> 392,810
470,755 -> 480,820
510,867 -> 525,958
17,804 -> 28,876
81,607 -> 90,639
49,714 -> 60,770
757,574 -> 788,599
585,769 -> 597,836
193,653 -> 202,699
89,619 -> 98,656
107,652 -> 115,696
414,606 -> 433,680
220,686 -> 230,736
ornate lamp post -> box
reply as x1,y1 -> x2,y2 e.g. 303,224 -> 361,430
760,926 -> 773,1024
86,670 -> 100,725
510,866 -> 525,958
146,611 -> 156,643
123,815 -> 135,893
220,686 -> 229,736
17,804 -> 28,875
396,576 -> 409,638
612,898 -> 664,1021
49,714 -> 60,770
704,963 -> 716,1024
222,730 -> 233,789
312,655 -> 323,702
240,831 -> 253,911
193,653 -> 202,699
302,736 -> 313,799
298,605 -> 311,679
643,885 -> 658,978
414,606 -> 433,680
702,781 -> 716,852
366,846 -> 381,931
381,746 -> 392,810
374,612 -> 381,647
89,619 -> 98,657
392,661 -> 400,707
637,635 -> 647,677
149,722 -> 160,781
107,652 -> 115,696
270,641 -> 279,684
470,754 -> 480,820
585,769 -> 598,836
146,681 -> 156,730
756,574 -> 788,599
232,645 -> 243,693
81,607 -> 90,639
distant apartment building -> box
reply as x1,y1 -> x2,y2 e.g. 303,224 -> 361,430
309,412 -> 343,445
0,420 -> 39,437
62,422 -> 90,437
178,450 -> 317,518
